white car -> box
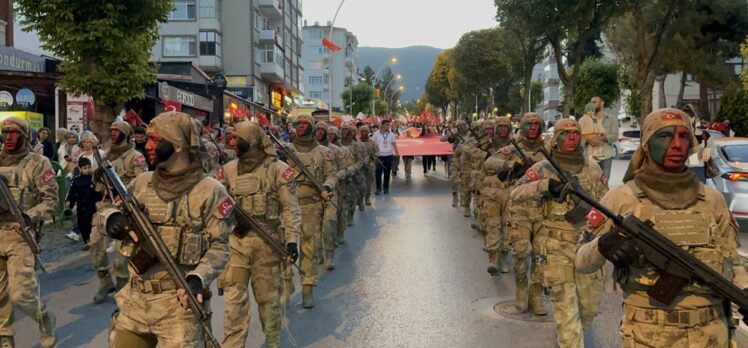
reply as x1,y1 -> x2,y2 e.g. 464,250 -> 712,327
613,128 -> 641,159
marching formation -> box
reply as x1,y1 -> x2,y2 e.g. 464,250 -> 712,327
0,112 -> 379,348
445,109 -> 748,347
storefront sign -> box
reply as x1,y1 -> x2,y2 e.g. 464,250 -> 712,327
158,82 -> 213,112
15,88 -> 35,107
0,91 -> 12,108
0,47 -> 46,73
227,87 -> 253,100
271,90 -> 282,109
66,103 -> 84,130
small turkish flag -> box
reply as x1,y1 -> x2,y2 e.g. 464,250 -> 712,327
161,99 -> 181,112
586,208 -> 606,228
322,37 -> 342,52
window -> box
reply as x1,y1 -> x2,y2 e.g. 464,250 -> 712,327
309,76 -> 324,85
199,0 -> 219,18
199,32 -> 221,57
254,45 -> 262,65
163,36 -> 197,57
255,14 -> 266,31
309,31 -> 323,40
687,74 -> 696,81
308,91 -> 323,99
168,0 -> 196,20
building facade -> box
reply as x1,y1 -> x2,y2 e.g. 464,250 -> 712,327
150,0 -> 303,116
0,0 -> 12,47
542,50 -> 561,121
301,21 -> 358,112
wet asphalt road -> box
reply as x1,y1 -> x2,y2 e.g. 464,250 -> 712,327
17,159 -> 638,347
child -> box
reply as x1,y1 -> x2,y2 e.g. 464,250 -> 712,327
66,157 -> 102,249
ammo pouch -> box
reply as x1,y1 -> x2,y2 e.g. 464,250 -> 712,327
158,225 -> 206,266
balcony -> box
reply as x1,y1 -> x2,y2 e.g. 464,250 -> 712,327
261,61 -> 284,84
259,0 -> 283,19
259,30 -> 283,47
345,55 -> 353,68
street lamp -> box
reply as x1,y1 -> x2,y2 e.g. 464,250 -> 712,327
371,57 -> 397,115
382,74 -> 402,102
389,85 -> 404,106
327,0 -> 346,120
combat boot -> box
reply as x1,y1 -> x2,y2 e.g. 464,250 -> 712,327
324,250 -> 335,270
0,336 -> 14,348
528,283 -> 547,316
463,205 -> 471,217
487,251 -> 499,275
358,198 -> 365,212
115,277 -> 128,291
302,285 -> 315,308
499,249 -> 511,273
514,276 -> 529,312
93,270 -> 115,304
365,196 -> 372,206
452,193 -> 459,207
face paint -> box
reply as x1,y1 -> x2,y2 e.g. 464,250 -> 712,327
327,132 -> 336,142
523,120 -> 543,140
556,130 -> 581,152
145,134 -> 170,166
295,121 -> 312,137
235,138 -> 251,157
155,140 -> 175,164
497,125 -> 510,138
2,128 -> 21,152
648,126 -> 690,171
484,126 -> 495,139
228,134 -> 239,153
342,128 -> 351,139
111,129 -> 125,145
316,127 -> 327,142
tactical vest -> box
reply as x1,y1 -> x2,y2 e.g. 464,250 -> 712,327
139,178 -> 209,266
0,155 -> 40,212
112,149 -> 140,186
617,182 -> 730,297
229,162 -> 281,227
291,146 -> 323,200
544,164 -> 596,227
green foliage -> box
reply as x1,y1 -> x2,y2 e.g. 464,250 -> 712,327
374,99 -> 389,116
717,88 -> 748,136
362,66 -> 376,85
15,0 -> 173,108
452,28 -> 510,94
425,49 -> 454,109
617,64 -> 641,119
572,59 -> 619,116
341,83 -> 376,116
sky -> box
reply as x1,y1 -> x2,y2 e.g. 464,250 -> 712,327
302,0 -> 499,48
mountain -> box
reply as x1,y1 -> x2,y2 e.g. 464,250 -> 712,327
357,46 -> 443,103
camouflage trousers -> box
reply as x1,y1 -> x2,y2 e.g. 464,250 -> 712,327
91,208 -> 129,278
323,200 -> 338,252
620,304 -> 730,347
220,233 -> 282,348
299,201 -> 323,286
482,200 -> 507,252
460,172 -> 472,208
508,224 -> 542,297
364,163 -> 375,199
109,276 -> 210,348
0,223 -> 56,348
449,161 -> 460,194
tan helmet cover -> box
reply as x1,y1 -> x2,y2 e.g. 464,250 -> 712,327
147,112 -> 201,151
233,121 -> 277,157
1,117 -> 30,139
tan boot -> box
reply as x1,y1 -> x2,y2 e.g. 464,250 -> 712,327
452,193 -> 459,207
324,250 -> 335,270
487,251 -> 499,275
514,276 -> 529,312
463,205 -> 471,217
0,335 -> 14,348
93,270 -> 115,304
499,249 -> 511,273
528,283 -> 547,316
302,285 -> 315,308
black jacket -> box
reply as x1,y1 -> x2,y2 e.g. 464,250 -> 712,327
67,174 -> 102,216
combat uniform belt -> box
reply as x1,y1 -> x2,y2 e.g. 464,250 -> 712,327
547,229 -> 579,243
624,305 -> 722,328
298,196 -> 322,205
130,277 -> 177,294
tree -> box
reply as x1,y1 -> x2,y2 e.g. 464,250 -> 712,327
15,0 -> 173,147
362,66 -> 376,85
425,49 -> 455,112
717,88 -> 748,136
341,83 -> 376,116
572,58 -> 619,116
452,28 -> 510,96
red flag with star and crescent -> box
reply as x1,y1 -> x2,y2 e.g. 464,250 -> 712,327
322,38 -> 342,52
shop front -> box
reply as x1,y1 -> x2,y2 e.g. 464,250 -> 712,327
0,46 -> 61,129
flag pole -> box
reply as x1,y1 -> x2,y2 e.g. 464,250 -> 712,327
328,0 -> 346,121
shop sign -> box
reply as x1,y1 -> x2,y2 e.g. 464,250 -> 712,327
0,91 -> 12,108
159,82 -> 214,112
227,87 -> 253,100
16,88 -> 35,107
271,90 -> 282,109
0,47 -> 45,73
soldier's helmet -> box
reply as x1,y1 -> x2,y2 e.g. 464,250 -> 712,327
549,118 -> 581,150
1,117 -> 30,144
148,111 -> 202,160
233,121 -> 277,157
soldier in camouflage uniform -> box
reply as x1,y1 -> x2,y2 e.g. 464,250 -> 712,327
503,112 -> 547,315
441,121 -> 467,207
328,126 -> 355,244
217,121 -> 301,348
510,119 -> 607,347
0,117 -> 57,348
286,115 -> 336,308
358,125 -> 378,206
341,124 -> 366,215
577,108 -> 748,347
90,121 -> 148,304
105,112 -> 234,347
465,120 -> 502,234
316,122 -> 349,270
479,116 -> 513,275
454,120 -> 477,217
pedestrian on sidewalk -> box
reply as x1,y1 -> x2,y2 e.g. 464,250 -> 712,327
373,119 -> 399,194
66,157 -> 102,249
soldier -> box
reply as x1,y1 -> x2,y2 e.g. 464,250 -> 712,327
286,115 -> 336,308
106,112 -> 234,347
0,117 -> 57,348
576,108 -> 748,347
358,125 -> 379,206
217,121 -> 301,348
480,116 -> 513,275
455,120 -> 477,216
90,121 -> 148,304
328,126 -> 355,231
316,122 -> 346,270
510,119 -> 607,347
441,120 -> 467,207
466,120 -> 501,232
341,124 -> 366,214
503,112 -> 547,315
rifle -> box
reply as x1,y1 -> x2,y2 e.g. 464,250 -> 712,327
206,133 -> 227,165
510,138 -> 533,168
93,149 -> 222,348
0,177 -> 45,273
536,146 -> 748,314
265,131 -> 337,208
464,116 -> 482,140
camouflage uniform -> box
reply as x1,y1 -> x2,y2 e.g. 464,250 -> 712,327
510,119 -> 607,347
0,117 -> 57,348
317,123 -> 347,270
576,108 -> 748,347
108,112 -> 234,347
503,113 -> 547,315
217,121 -> 301,348
358,126 -> 379,206
440,122 -> 467,207
326,125 -> 355,247
465,120 -> 501,235
287,115 -> 336,308
456,136 -> 476,217
91,121 -> 148,303
341,124 -> 366,216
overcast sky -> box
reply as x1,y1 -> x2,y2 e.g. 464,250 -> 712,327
302,0 -> 498,48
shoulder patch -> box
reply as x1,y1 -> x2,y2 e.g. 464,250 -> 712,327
135,154 -> 146,166
216,197 -> 234,217
282,167 -> 295,181
325,150 -> 334,160
586,208 -> 606,228
526,168 -> 539,182
41,169 -> 55,184
216,166 -> 224,181
599,174 -> 607,185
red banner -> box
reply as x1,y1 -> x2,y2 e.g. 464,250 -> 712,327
161,99 -> 181,112
396,133 -> 453,156
322,38 -> 342,52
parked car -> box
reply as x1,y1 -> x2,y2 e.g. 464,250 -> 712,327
613,128 -> 641,159
705,137 -> 748,226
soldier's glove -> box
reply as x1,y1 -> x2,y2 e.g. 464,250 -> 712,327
22,213 -> 32,226
286,243 -> 299,262
598,227 -> 640,267
185,275 -> 203,295
510,162 -> 526,180
106,212 -> 130,240
548,178 -> 565,198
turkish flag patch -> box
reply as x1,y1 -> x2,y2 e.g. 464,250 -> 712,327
216,197 -> 234,217
216,166 -> 224,181
499,147 -> 510,155
586,208 -> 606,228
526,168 -> 539,182
599,174 -> 608,185
325,150 -> 334,160
282,167 -> 295,181
662,113 -> 683,121
41,169 -> 55,184
135,155 -> 146,166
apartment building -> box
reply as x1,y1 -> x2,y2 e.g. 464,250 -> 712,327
300,21 -> 358,112
0,0 -> 12,46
